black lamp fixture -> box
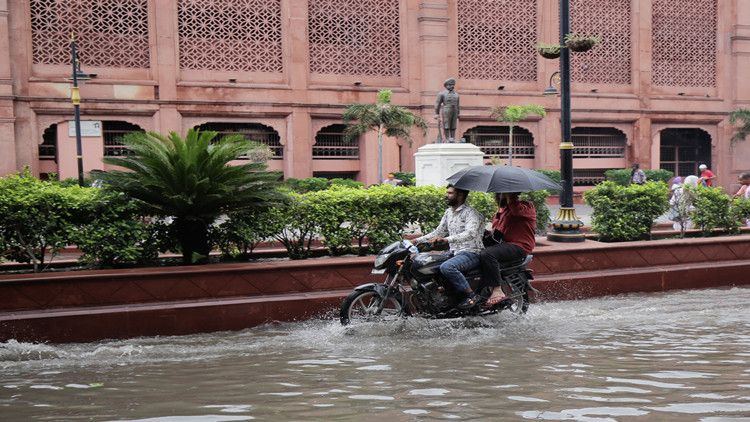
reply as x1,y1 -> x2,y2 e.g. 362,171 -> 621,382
543,71 -> 561,96
68,33 -> 89,187
546,0 -> 585,243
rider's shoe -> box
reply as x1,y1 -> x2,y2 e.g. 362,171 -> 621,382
457,292 -> 484,310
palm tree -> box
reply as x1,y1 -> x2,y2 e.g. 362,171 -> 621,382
101,129 -> 283,265
730,108 -> 750,146
491,104 -> 546,166
343,90 -> 428,183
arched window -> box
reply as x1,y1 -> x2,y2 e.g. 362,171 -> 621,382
571,127 -> 626,158
570,127 -> 627,186
39,124 -> 57,162
103,121 -> 144,156
195,122 -> 282,159
463,126 -> 534,160
659,128 -> 711,177
313,124 -> 359,159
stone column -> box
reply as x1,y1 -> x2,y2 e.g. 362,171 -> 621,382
153,1 -> 180,133
418,2 -> 451,144
0,0 -> 16,176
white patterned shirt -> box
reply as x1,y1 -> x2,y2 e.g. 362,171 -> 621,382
415,204 -> 485,254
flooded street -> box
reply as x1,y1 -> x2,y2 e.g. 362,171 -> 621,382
2,286 -> 750,421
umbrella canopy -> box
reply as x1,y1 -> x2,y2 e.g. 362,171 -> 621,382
447,165 -> 562,193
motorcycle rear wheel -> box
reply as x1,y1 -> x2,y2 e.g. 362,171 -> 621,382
505,291 -> 530,314
340,290 -> 404,325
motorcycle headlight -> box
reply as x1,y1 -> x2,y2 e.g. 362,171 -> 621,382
374,253 -> 389,269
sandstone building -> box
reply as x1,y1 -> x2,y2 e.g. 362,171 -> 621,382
1,0 -> 749,189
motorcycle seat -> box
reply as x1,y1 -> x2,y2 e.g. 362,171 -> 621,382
498,254 -> 533,269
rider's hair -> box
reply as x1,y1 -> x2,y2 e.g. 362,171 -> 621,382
446,184 -> 469,201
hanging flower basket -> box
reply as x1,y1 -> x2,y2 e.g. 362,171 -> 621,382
535,42 -> 561,59
564,34 -> 602,53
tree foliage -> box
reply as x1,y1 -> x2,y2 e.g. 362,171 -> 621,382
342,89 -> 428,183
730,107 -> 750,146
490,104 -> 546,165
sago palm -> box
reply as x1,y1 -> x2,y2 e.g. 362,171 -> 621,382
101,129 -> 283,264
343,90 -> 428,183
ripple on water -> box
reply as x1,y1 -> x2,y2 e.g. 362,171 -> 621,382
2,286 -> 750,422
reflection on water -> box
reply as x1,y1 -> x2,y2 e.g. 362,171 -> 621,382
2,287 -> 750,421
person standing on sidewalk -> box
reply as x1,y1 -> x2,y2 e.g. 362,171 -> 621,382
630,163 -> 646,185
414,184 -> 485,309
699,164 -> 716,187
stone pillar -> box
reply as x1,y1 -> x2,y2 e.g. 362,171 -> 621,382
418,2 -> 451,144
286,109 -> 312,179
0,0 -> 16,176
414,143 -> 483,186
153,1 -> 179,133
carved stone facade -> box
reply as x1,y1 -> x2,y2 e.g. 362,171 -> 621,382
2,0 -> 749,189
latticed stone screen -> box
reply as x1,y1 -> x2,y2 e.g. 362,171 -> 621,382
308,0 -> 401,76
178,0 -> 283,72
30,0 -> 150,68
570,0 -> 631,85
457,0 -> 537,81
652,0 -> 716,87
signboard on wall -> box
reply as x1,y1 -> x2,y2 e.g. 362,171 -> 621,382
68,120 -> 102,137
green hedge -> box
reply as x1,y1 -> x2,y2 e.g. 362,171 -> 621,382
604,168 -> 674,186
584,181 -> 670,241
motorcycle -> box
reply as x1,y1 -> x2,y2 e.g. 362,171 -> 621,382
340,239 -> 535,325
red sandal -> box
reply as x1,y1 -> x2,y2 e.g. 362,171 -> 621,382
485,294 -> 508,306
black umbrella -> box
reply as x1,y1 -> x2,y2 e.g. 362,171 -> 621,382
447,165 -> 561,193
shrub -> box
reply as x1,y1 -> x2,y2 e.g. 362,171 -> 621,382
644,169 -> 674,184
520,190 -> 552,234
534,169 -> 560,182
329,178 -> 364,189
731,196 -> 750,229
283,177 -> 329,192
391,172 -> 415,186
605,168 -> 674,186
402,185 -> 445,234
264,192 -> 320,259
692,186 -> 740,235
603,169 -> 632,186
215,206 -> 279,259
72,190 -> 162,268
0,170 -> 96,272
584,181 -> 670,242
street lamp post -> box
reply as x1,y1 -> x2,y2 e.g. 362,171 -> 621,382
69,33 -> 89,187
547,0 -> 585,242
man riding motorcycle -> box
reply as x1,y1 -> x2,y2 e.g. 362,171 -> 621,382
414,184 -> 485,309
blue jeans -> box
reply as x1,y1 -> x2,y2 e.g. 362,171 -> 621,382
439,251 -> 480,293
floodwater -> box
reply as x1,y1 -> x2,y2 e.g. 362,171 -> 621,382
2,287 -> 750,421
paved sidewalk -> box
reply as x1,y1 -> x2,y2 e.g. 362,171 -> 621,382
547,204 -> 672,226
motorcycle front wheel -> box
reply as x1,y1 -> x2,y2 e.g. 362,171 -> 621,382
340,290 -> 404,325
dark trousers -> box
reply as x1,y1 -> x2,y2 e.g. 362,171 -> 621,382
479,243 -> 527,287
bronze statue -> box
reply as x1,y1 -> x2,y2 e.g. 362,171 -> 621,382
435,78 -> 460,142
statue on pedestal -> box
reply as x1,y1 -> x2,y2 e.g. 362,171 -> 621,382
435,78 -> 460,143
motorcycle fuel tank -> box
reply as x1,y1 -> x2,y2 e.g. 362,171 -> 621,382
410,253 -> 449,278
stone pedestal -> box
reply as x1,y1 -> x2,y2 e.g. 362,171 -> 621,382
414,143 -> 484,186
